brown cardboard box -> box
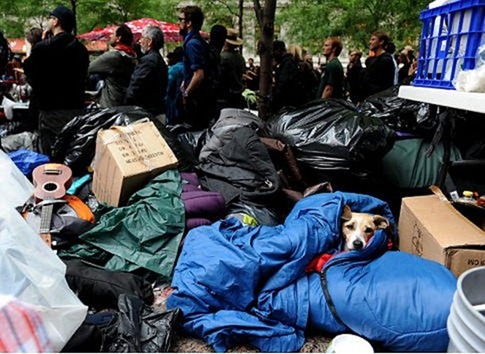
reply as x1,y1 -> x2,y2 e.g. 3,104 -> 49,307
399,194 -> 485,277
92,120 -> 178,207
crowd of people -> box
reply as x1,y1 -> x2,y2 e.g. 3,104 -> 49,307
0,4 -> 418,158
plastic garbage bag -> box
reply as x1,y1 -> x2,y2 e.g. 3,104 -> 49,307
103,294 -> 181,353
0,149 -> 34,209
359,86 -> 438,137
8,148 -> 49,176
267,99 -> 394,173
0,204 -> 87,352
51,106 -> 151,174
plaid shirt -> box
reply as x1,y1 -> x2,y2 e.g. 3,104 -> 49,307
0,296 -> 52,352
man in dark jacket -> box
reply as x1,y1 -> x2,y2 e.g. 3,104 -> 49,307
23,5 -> 89,156
125,25 -> 168,119
272,40 -> 304,113
88,24 -> 136,108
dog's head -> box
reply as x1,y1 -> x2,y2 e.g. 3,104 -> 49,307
341,205 -> 389,251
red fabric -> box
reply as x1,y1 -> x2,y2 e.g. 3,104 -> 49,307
78,18 -> 184,43
305,253 -> 334,273
0,297 -> 52,352
114,43 -> 136,57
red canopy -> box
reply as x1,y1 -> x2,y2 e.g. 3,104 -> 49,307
78,18 -> 183,43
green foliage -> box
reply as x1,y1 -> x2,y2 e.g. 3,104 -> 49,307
278,0 -> 428,55
0,0 -> 180,38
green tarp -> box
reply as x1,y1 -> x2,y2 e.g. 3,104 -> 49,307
60,169 -> 185,283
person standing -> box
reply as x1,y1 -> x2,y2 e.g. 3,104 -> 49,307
361,31 -> 395,99
272,40 -> 304,112
23,5 -> 89,156
88,24 -> 136,108
317,37 -> 344,99
345,50 -> 364,104
178,5 -> 215,130
219,28 -> 246,109
125,25 -> 168,120
165,47 -> 185,125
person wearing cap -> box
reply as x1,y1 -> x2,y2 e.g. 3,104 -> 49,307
125,25 -> 168,119
88,24 -> 136,108
178,5 -> 215,130
23,5 -> 89,156
219,28 -> 246,109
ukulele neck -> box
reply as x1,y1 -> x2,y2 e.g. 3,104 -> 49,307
39,202 -> 54,234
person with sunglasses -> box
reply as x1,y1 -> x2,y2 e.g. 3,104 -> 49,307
178,5 -> 215,130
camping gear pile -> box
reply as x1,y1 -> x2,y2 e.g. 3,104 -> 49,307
3,85 -> 485,352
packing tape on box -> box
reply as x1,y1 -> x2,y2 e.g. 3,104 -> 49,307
91,118 -> 154,172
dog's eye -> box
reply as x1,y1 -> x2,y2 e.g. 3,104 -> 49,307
365,227 -> 373,233
346,224 -> 354,230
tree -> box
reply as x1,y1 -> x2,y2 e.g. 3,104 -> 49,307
254,0 -> 277,119
278,0 -> 428,55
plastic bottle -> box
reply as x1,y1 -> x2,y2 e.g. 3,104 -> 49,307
455,190 -> 476,206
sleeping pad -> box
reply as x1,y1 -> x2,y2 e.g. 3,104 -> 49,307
167,192 -> 456,352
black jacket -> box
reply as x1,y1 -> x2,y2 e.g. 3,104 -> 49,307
23,32 -> 89,111
125,49 -> 168,116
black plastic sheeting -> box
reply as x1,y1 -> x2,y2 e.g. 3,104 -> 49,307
51,106 -> 196,175
267,99 -> 394,175
51,106 -> 150,175
103,295 -> 181,353
359,86 -> 438,138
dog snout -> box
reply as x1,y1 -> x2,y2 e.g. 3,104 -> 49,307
352,239 -> 364,250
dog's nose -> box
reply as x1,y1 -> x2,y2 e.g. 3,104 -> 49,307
353,240 -> 364,250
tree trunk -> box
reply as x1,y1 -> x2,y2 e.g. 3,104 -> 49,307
254,0 -> 276,120
70,0 -> 77,35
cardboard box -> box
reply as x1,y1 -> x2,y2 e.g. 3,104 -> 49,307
399,194 -> 485,277
92,120 -> 178,207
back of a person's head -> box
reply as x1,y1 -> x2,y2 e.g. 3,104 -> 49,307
386,41 -> 396,54
372,31 -> 391,48
288,44 -> 302,61
327,37 -> 343,56
26,28 -> 43,46
143,25 -> 164,51
210,24 -> 227,49
116,24 -> 133,46
182,6 -> 204,31
273,40 -> 286,53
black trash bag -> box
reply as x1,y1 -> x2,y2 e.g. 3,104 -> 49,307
359,86 -> 438,138
51,106 -> 152,175
267,99 -> 394,176
170,126 -> 212,164
103,294 -> 181,353
149,120 -> 199,172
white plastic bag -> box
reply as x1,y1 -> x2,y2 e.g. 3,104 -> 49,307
0,204 -> 87,351
454,65 -> 485,92
0,149 -> 34,209
1,95 -> 15,120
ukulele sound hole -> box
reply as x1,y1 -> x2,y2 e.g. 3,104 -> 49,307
43,182 -> 59,192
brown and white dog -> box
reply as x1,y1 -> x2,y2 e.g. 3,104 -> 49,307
341,205 -> 390,251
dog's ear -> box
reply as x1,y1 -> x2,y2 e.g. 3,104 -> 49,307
341,205 -> 352,221
373,215 -> 390,229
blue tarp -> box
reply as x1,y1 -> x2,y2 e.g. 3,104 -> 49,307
167,192 -> 456,352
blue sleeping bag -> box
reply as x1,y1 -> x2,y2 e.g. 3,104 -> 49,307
167,192 -> 456,352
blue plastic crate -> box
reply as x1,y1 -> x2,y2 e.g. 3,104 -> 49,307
414,0 -> 485,89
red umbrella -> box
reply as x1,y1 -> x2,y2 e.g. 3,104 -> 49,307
78,18 -> 183,43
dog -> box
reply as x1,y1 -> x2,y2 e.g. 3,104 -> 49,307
341,205 -> 390,251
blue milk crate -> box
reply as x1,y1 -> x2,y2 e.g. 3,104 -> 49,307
414,0 -> 485,89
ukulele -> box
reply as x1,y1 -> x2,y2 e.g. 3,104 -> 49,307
32,163 -> 73,247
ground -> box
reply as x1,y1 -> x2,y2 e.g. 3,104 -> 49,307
170,332 -> 331,352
